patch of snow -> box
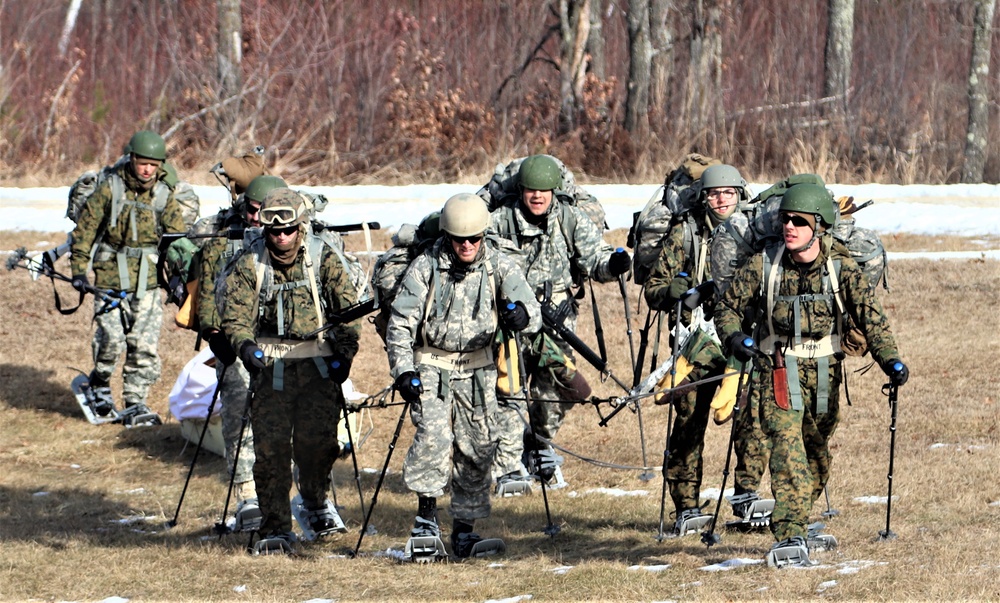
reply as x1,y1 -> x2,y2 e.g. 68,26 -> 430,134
112,514 -> 159,525
817,580 -> 838,593
233,585 -> 247,593
836,560 -> 888,575
32,491 -> 50,497
628,564 -> 671,572
80,440 -> 98,444
699,558 -> 764,572
578,487 -> 649,497
301,599 -> 336,603
70,464 -> 81,469
370,548 -> 406,561
120,488 -> 145,494
989,501 -> 1000,507
853,495 -> 898,504
699,487 -> 735,502
549,565 -> 574,575
488,562 -> 505,569
483,596 -> 532,603
98,598 -> 129,603
680,581 -> 703,588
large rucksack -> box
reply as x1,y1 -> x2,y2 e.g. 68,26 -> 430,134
477,156 -> 607,231
370,214 -> 441,342
627,153 -> 720,285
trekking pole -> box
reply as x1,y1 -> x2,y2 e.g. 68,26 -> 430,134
507,320 -> 559,537
167,364 -> 227,528
701,360 -> 753,547
215,369 -> 258,537
822,484 -> 840,518
654,298 -> 684,541
351,385 -> 414,557
632,306 -> 654,389
617,270 -> 652,482
876,381 -> 900,541
341,402 -> 374,535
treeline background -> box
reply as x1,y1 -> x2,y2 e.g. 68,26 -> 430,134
2,0 -> 998,185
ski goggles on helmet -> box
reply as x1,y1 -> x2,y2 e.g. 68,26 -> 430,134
259,205 -> 303,227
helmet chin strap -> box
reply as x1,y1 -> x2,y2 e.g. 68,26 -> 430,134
787,226 -> 823,254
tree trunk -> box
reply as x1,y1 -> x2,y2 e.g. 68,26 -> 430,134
587,0 -> 606,80
625,0 -> 652,134
558,0 -> 591,133
216,0 -> 242,137
682,0 -> 724,146
649,0 -> 673,123
962,0 -> 996,183
824,0 -> 855,110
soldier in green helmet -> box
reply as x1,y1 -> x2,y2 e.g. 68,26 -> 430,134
715,182 -> 909,567
70,130 -> 198,426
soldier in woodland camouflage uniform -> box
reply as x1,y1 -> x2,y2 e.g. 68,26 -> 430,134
643,164 -> 748,534
222,188 -> 360,551
387,194 -> 539,557
70,130 -> 198,423
487,155 -> 631,487
715,184 -> 908,563
198,175 -> 285,530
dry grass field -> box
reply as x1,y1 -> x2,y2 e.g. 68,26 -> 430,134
1,228 -> 998,602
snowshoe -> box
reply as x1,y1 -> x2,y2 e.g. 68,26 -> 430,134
70,374 -> 120,425
233,497 -> 263,533
451,531 -> 506,559
670,507 -> 713,537
404,515 -> 447,563
291,495 -> 347,541
495,470 -> 533,497
725,492 -> 775,531
806,522 -> 838,552
251,531 -> 297,556
116,403 -> 162,428
766,536 -> 812,568
527,446 -> 568,489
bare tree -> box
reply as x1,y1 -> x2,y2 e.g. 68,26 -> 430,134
649,0 -> 674,123
558,0 -> 592,133
217,0 -> 242,138
824,0 -> 855,113
962,0 -> 996,183
587,0 -> 606,79
682,0 -> 724,145
625,0 -> 652,133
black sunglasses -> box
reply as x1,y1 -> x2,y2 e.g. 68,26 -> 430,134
450,234 -> 483,245
267,225 -> 299,236
779,213 -> 812,228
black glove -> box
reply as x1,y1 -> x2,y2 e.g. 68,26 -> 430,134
499,301 -> 529,332
208,330 -> 237,367
394,370 -> 423,403
326,355 -> 352,384
884,359 -> 909,386
71,274 -> 90,293
239,341 -> 267,373
608,248 -> 631,276
726,332 -> 761,363
667,272 -> 693,303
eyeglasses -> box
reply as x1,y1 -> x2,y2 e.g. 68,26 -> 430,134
246,204 -> 261,215
267,224 -> 299,236
259,205 -> 300,226
450,234 -> 483,245
779,213 -> 812,228
706,188 -> 738,199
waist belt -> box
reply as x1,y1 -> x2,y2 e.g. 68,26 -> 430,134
761,333 -> 841,360
415,346 -> 493,371
257,336 -> 333,360
760,334 -> 839,414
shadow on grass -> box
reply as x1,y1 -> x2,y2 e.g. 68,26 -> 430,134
0,362 -> 85,419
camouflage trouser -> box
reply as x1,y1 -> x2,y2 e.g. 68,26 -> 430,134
250,359 -> 343,535
403,365 -> 498,522
215,362 -> 255,486
666,362 -> 725,512
733,378 -> 772,495
754,359 -> 842,541
91,291 -> 162,407
492,396 -> 527,478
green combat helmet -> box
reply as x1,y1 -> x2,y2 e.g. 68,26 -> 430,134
128,130 -> 167,161
440,193 -> 489,237
780,182 -> 837,228
246,175 -> 288,204
518,155 -> 562,191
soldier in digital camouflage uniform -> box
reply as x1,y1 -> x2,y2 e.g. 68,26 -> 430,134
70,130 -> 198,425
198,174 -> 285,531
387,193 -> 540,558
222,188 -> 360,552
715,183 -> 908,564
487,154 -> 631,488
643,164 -> 750,535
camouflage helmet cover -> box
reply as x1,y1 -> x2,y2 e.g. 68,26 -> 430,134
128,130 -> 167,161
780,183 -> 837,227
440,193 -> 489,237
259,188 -> 309,227
518,154 -> 562,191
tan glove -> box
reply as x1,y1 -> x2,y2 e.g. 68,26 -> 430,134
653,354 -> 695,405
710,366 -> 749,424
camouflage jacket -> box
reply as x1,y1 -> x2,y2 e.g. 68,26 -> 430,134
222,235 -> 361,363
488,200 -> 616,304
196,217 -> 255,336
644,211 -> 713,312
385,237 -> 541,379
70,162 -> 194,291
715,237 -> 900,370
